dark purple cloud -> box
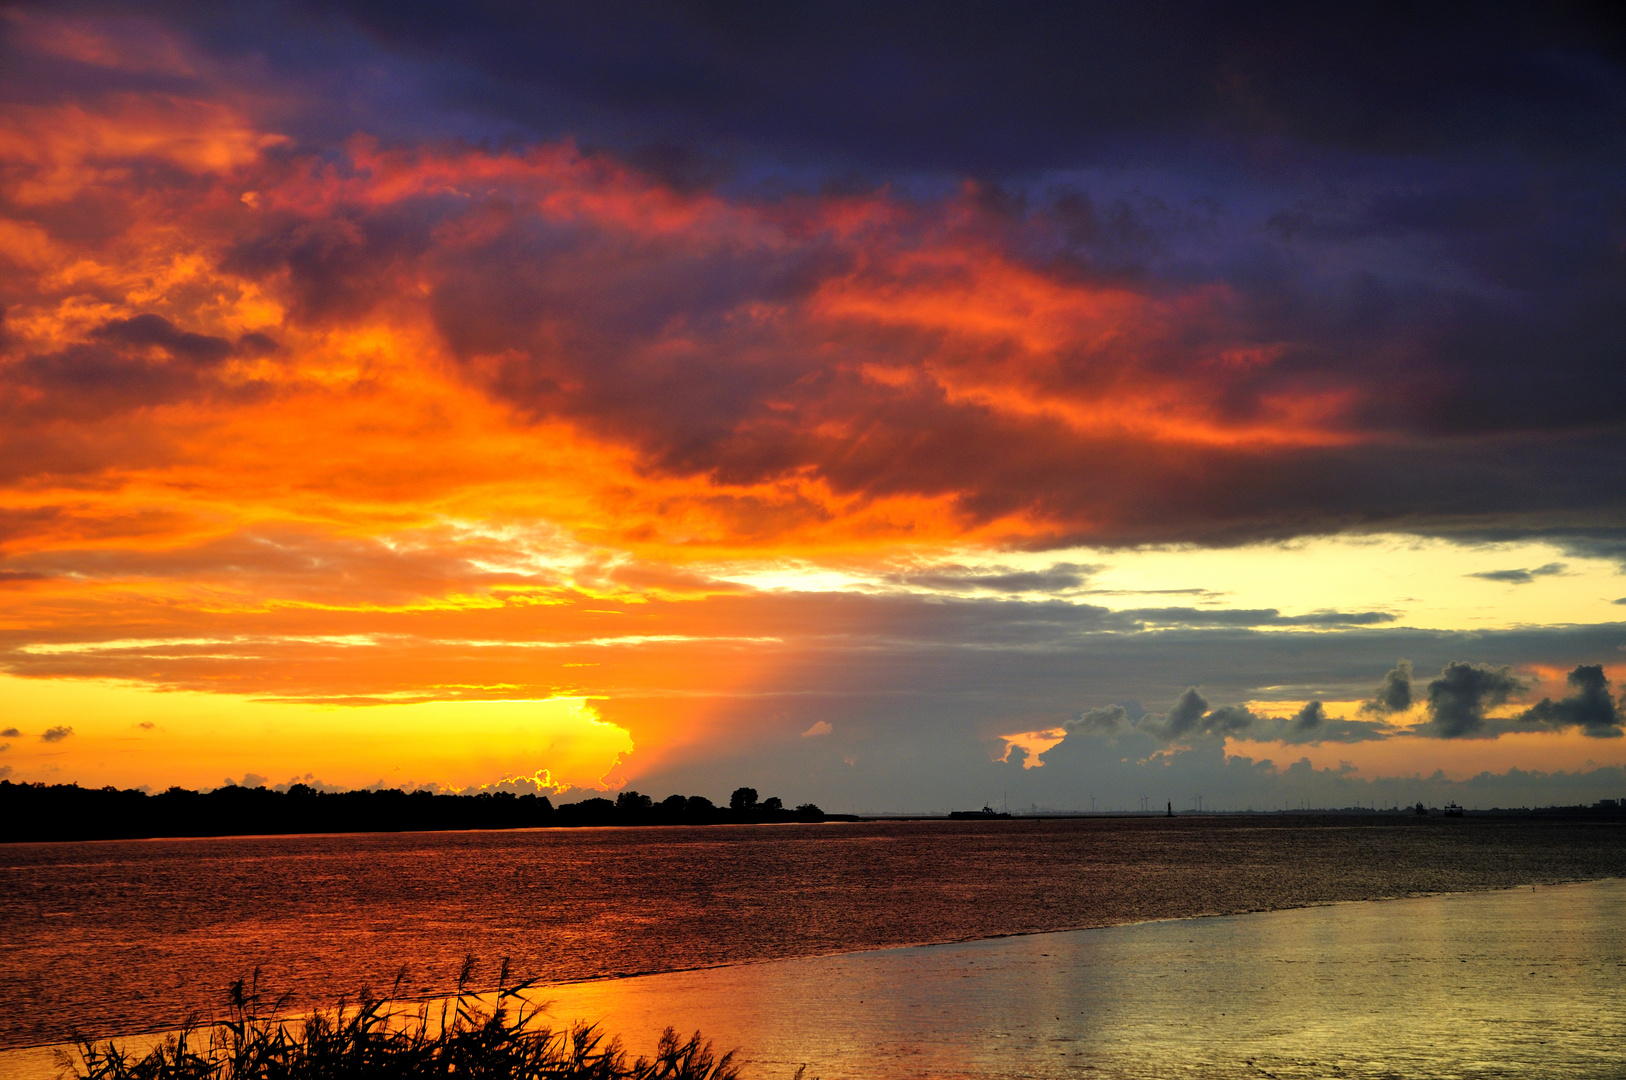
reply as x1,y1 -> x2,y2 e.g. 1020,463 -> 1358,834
295,1 -> 1626,170
2,315 -> 279,438
3,3 -> 1624,551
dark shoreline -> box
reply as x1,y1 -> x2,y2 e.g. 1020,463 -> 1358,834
0,779 -> 850,843
4,775 -> 1621,844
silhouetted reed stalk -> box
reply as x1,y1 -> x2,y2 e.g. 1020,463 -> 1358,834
62,958 -> 742,1080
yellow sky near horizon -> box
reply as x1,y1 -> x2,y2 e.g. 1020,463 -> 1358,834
4,530 -> 1625,796
0,675 -> 631,793
720,534 -> 1626,631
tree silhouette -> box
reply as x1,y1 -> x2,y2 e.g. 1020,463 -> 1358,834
0,779 -> 846,841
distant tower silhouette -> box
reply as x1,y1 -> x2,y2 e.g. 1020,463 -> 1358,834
1166,800 -> 1173,817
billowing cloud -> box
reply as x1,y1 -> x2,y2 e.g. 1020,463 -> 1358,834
1151,692 -> 1216,741
39,725 -> 73,743
1063,704 -> 1131,737
1132,688 -> 1249,743
1361,660 -> 1414,716
1516,665 -> 1626,739
1417,662 -> 1526,739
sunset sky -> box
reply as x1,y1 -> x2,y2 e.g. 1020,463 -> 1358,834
3,2 -> 1625,811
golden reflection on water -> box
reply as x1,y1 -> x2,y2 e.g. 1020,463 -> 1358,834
523,879 -> 1625,1079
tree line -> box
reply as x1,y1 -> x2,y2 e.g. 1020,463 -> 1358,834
0,780 -> 833,843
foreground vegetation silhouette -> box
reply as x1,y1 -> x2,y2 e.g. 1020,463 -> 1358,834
1,780 -> 835,842
66,961 -> 745,1080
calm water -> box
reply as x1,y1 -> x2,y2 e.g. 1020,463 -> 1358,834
517,878 -> 1626,1079
3,816 -> 1623,1050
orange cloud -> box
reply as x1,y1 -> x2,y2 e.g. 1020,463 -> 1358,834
4,64 -> 1613,797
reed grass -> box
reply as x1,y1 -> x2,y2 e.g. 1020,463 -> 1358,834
62,958 -> 744,1080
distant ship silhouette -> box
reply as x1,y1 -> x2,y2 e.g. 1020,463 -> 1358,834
949,805 -> 1012,819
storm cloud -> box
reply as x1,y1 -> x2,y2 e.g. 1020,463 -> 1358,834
2,4 -> 1624,549
304,2 -> 1626,170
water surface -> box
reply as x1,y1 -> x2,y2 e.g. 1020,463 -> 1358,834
3,816 -> 1622,1050
530,878 -> 1626,1079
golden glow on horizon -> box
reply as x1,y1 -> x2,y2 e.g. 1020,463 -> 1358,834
0,675 -> 632,793
1226,726 -> 1626,788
